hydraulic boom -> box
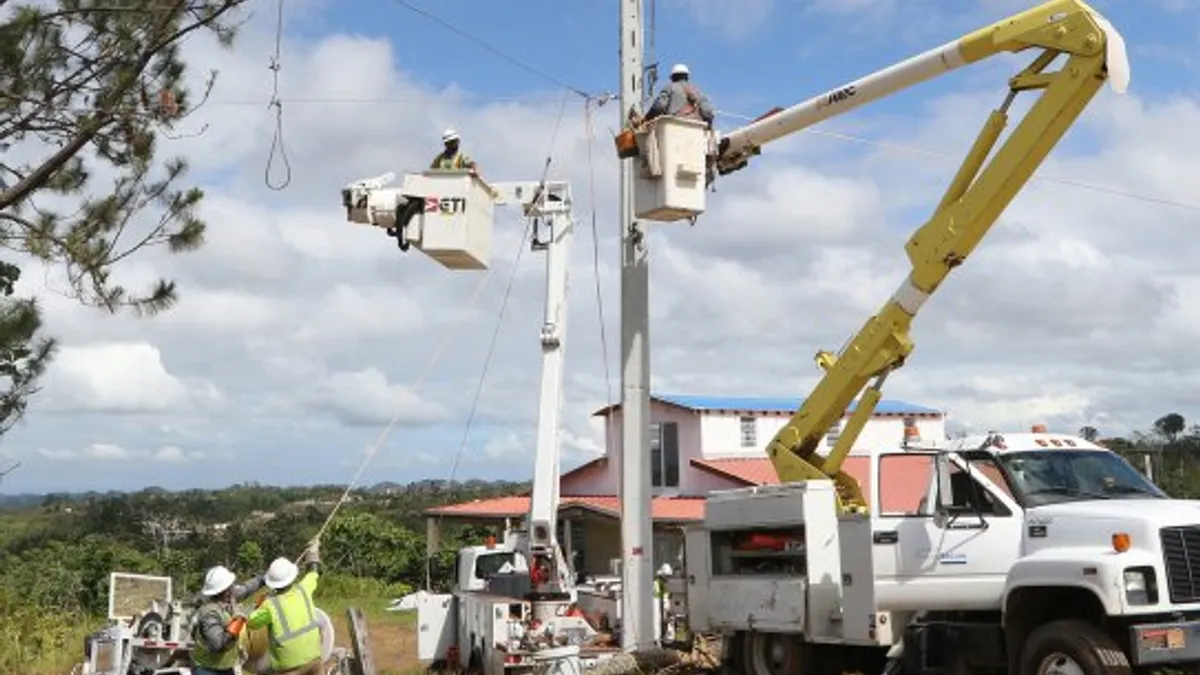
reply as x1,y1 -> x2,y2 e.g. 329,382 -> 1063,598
718,0 -> 1128,512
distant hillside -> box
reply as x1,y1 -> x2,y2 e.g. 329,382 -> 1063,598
0,478 -> 531,512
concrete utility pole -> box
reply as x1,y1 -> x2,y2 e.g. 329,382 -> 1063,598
618,0 -> 654,652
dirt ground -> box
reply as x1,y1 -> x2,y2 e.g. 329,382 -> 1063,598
327,605 -> 418,675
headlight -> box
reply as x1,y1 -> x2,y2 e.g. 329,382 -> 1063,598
1124,570 -> 1146,592
1124,566 -> 1158,605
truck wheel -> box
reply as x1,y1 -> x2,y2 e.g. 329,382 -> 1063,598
740,632 -> 811,675
1019,619 -> 1131,675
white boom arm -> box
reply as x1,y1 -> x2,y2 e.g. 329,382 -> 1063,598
715,0 -> 1128,176
491,180 -> 576,596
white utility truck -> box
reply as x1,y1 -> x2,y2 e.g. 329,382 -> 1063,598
687,430 -> 1194,675
621,1 -> 1200,675
341,173 -> 616,675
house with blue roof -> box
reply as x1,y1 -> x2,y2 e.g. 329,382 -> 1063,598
427,392 -> 945,578
580,392 -> 946,498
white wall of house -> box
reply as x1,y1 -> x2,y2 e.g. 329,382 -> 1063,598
591,399 -> 946,498
700,413 -> 946,459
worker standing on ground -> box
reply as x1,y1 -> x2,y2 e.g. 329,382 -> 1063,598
430,128 -> 478,173
654,563 -> 674,644
191,564 -> 264,675
644,64 -> 714,126
246,538 -> 324,675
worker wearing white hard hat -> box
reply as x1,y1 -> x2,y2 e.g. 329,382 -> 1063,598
643,62 -> 714,126
653,562 -> 675,643
191,564 -> 266,675
246,537 -> 324,675
431,127 -> 478,174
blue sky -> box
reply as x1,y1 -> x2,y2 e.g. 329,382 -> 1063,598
282,0 -> 1194,124
5,0 -> 1200,494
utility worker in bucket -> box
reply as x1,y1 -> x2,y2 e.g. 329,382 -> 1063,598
644,64 -> 714,127
246,537 -> 324,675
430,128 -> 478,173
191,565 -> 265,675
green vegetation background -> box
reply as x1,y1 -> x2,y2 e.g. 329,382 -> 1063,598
0,478 -> 527,674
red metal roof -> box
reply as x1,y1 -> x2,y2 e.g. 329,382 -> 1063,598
428,456 -> 931,523
426,494 -> 707,522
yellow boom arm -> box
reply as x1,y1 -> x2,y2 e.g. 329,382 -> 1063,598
741,0 -> 1128,512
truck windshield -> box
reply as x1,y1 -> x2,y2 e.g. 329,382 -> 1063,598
475,551 -> 517,579
995,450 -> 1166,506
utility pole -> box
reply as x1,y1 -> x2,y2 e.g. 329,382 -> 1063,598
618,0 -> 654,652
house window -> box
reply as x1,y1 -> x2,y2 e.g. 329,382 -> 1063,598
650,422 -> 680,488
740,416 -> 757,447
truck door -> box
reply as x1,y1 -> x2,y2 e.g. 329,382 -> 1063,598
872,452 -> 1022,611
870,450 -> 937,611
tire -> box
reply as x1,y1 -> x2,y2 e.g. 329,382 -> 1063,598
738,632 -> 811,675
1019,619 -> 1132,675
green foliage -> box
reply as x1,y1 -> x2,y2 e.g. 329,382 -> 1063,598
325,511 -> 425,583
0,0 -> 248,437
0,479 -> 526,671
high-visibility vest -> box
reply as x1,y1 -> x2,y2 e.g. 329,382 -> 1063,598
432,152 -> 470,170
191,603 -> 240,671
263,575 -> 323,670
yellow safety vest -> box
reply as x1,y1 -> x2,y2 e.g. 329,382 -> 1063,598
191,603 -> 239,671
262,574 -> 322,670
431,152 -> 470,170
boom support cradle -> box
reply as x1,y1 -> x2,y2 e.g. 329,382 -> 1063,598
756,1 -> 1124,512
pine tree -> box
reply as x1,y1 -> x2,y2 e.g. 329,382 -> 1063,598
0,0 -> 247,432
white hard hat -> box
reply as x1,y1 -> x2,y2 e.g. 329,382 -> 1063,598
201,565 -> 237,597
264,557 -> 299,590
442,128 -> 460,143
657,563 -> 673,576
670,63 -> 689,77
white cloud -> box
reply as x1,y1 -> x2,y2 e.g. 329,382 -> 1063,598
303,367 -> 447,427
41,342 -> 222,415
36,443 -> 206,463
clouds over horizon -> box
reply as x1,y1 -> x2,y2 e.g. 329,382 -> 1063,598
2,2 -> 1199,494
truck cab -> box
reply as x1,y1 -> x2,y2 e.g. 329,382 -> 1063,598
453,543 -> 525,593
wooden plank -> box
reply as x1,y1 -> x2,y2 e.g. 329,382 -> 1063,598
347,607 -> 377,675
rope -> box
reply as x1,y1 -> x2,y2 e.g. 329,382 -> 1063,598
309,267 -> 498,545
446,216 -> 532,484
264,0 -> 292,190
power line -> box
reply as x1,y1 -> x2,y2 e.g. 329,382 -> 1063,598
583,99 -> 614,405
385,0 -> 595,100
716,109 -> 1200,213
446,93 -> 574,485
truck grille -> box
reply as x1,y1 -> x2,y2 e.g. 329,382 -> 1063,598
1160,526 -> 1200,603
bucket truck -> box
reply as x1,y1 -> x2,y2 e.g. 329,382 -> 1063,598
626,3 -> 1200,675
341,172 -> 618,675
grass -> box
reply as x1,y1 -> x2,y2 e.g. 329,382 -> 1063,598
321,598 -> 420,675
12,596 -> 420,675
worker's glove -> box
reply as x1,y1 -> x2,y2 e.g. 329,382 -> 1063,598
305,536 -> 321,563
226,615 -> 247,637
